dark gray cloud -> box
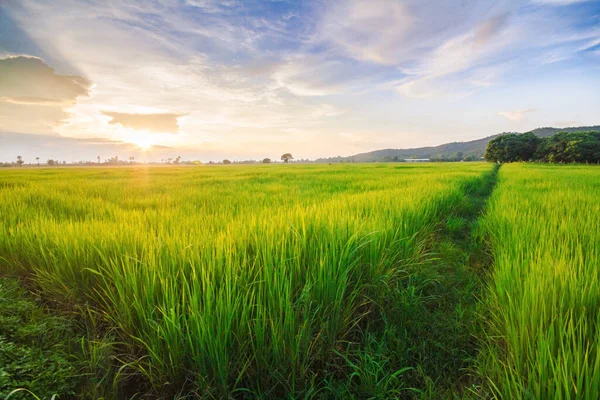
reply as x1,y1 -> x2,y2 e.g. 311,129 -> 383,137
0,56 -> 91,104
0,56 -> 91,134
102,111 -> 183,133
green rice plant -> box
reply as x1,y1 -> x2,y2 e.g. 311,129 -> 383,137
478,163 -> 600,399
0,163 -> 492,397
0,278 -> 80,399
446,216 -> 467,236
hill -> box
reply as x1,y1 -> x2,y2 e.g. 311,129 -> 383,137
316,126 -> 600,162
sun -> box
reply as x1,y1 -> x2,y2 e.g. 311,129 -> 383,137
127,133 -> 154,150
136,140 -> 152,151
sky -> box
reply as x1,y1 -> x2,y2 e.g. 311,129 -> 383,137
1,0 -> 599,163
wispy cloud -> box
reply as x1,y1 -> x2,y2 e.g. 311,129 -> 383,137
318,0 -> 413,65
498,109 -> 537,121
532,0 -> 591,5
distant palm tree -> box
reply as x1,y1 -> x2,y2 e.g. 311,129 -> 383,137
36,157 -> 40,166
97,156 -> 101,164
17,156 -> 23,167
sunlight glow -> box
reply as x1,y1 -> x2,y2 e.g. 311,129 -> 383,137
126,132 -> 154,151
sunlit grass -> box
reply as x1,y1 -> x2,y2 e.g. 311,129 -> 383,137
0,163 -> 492,397
478,163 -> 600,399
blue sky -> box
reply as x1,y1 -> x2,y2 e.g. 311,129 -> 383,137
1,0 -> 599,162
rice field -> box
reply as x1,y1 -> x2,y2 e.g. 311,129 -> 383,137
1,162 -> 599,399
478,163 -> 600,399
0,163 -> 491,398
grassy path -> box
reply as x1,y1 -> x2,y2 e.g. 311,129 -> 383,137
389,164 -> 501,397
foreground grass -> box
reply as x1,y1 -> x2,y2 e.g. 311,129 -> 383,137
0,278 -> 79,399
0,277 -> 122,400
0,163 -> 492,398
478,163 -> 600,399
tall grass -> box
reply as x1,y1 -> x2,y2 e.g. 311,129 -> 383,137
0,163 -> 491,397
478,163 -> 600,399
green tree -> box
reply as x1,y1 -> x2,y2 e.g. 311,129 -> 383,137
537,131 -> 600,163
485,133 -> 540,162
262,158 -> 271,164
486,131 -> 600,163
281,153 -> 293,163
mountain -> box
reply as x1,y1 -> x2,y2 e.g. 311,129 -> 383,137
316,126 -> 600,162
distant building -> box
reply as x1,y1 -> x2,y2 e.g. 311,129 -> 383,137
404,158 -> 430,162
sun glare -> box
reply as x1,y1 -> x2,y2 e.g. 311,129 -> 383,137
126,133 -> 153,150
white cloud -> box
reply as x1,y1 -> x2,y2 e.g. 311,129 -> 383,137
498,108 -> 537,121
184,0 -> 242,13
311,104 -> 345,118
469,65 -> 510,87
393,12 -> 515,98
272,56 -> 348,96
395,78 -> 472,100
532,0 -> 590,5
319,0 -> 413,65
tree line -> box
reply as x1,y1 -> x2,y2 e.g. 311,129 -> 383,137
485,131 -> 600,163
3,153 -> 295,167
